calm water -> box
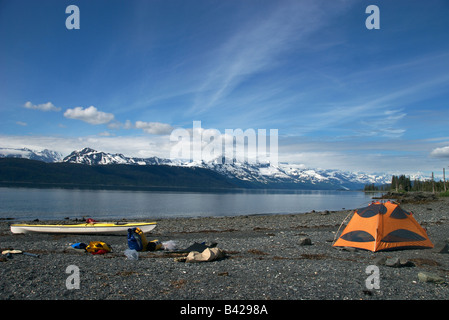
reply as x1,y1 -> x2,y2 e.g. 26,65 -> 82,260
0,187 -> 382,221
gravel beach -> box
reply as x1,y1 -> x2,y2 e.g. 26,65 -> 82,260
1,193 -> 448,305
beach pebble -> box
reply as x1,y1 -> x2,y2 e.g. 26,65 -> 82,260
418,272 -> 445,284
385,257 -> 414,268
373,256 -> 387,265
298,237 -> 312,246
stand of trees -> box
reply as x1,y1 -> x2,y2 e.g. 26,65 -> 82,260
363,183 -> 390,191
364,173 -> 448,193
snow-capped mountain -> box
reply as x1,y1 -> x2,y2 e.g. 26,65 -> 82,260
0,147 -> 63,163
62,147 -> 172,166
62,147 -> 391,189
1,146 -> 391,190
183,159 -> 391,190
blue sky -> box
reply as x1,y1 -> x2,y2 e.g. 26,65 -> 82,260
0,0 -> 448,176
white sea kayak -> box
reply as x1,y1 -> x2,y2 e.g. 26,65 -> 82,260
10,221 -> 157,235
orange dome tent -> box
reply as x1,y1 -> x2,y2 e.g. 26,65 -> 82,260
333,201 -> 433,252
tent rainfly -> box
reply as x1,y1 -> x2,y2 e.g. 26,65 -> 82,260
333,201 -> 433,252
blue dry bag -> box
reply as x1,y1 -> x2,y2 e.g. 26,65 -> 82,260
127,228 -> 143,251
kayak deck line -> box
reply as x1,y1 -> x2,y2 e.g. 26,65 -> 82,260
10,221 -> 157,234
11,222 -> 157,227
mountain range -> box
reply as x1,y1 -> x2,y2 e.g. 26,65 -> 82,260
0,147 -> 63,163
0,146 -> 393,190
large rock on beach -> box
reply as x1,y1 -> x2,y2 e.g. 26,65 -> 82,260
432,241 -> 449,254
384,257 -> 414,268
418,272 -> 445,284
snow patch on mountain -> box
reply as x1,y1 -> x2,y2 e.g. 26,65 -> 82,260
174,158 -> 392,189
0,147 -> 63,163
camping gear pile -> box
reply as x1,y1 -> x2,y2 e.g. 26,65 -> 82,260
24,222 -> 225,262
124,227 -> 225,262
67,227 -> 162,256
69,241 -> 112,255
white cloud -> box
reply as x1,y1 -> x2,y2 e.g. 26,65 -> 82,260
107,120 -> 135,130
98,131 -> 114,137
123,120 -> 134,129
64,106 -> 114,125
135,121 -> 173,135
15,121 -> 27,126
24,101 -> 61,112
107,121 -> 123,130
430,146 -> 449,158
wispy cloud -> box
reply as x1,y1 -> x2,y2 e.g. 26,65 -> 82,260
107,119 -> 174,135
288,71 -> 449,138
24,101 -> 61,112
358,109 -> 407,138
135,121 -> 174,135
190,2 -> 333,114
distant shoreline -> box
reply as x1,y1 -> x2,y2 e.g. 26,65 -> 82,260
0,181 -> 369,193
0,181 -> 242,193
0,187 -> 383,222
